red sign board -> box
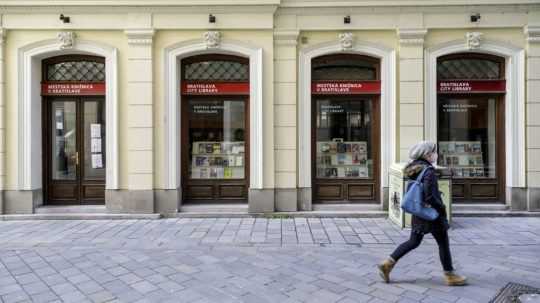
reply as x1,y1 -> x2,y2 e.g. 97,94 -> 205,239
311,81 -> 381,94
437,80 -> 506,93
182,82 -> 249,95
42,82 -> 105,96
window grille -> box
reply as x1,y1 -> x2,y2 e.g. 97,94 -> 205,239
47,60 -> 106,82
437,58 -> 501,80
185,60 -> 249,81
312,56 -> 378,81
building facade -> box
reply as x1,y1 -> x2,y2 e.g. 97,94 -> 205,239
0,0 -> 539,214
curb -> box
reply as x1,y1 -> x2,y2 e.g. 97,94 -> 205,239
0,213 -> 162,221
171,211 -> 388,219
1,212 -> 539,220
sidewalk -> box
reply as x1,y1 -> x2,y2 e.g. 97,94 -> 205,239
0,217 -> 539,302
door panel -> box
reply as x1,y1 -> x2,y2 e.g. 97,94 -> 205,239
312,97 -> 380,203
45,97 -> 105,205
182,98 -> 249,202
48,100 -> 79,204
80,100 -> 106,204
82,101 -> 106,181
51,184 -> 78,200
51,101 -> 78,181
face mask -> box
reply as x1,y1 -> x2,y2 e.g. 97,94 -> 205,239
430,152 -> 438,164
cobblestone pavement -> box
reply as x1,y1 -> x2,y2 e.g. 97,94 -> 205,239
0,217 -> 539,303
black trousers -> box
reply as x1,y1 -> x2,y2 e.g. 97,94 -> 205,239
390,228 -> 454,272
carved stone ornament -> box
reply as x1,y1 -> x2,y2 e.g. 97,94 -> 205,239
338,32 -> 354,51
466,32 -> 483,50
524,26 -> 540,44
203,31 -> 221,49
125,29 -> 155,45
57,31 -> 75,50
398,29 -> 428,45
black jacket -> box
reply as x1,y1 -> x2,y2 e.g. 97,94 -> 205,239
404,159 -> 449,235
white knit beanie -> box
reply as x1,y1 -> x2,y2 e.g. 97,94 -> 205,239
408,141 -> 437,162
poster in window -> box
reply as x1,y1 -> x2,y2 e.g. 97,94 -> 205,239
91,138 -> 102,153
91,124 -> 101,138
91,154 -> 103,169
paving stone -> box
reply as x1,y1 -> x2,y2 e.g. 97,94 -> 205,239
1,291 -> 29,303
0,218 -> 538,302
21,281 -> 50,296
28,291 -> 59,303
131,281 -> 158,294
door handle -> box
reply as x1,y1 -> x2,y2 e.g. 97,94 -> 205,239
75,152 -> 79,166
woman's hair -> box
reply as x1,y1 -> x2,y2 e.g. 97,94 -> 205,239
408,141 -> 437,161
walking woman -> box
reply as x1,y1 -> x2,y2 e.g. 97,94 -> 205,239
378,141 -> 467,286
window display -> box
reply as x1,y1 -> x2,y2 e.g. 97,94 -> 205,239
187,100 -> 245,180
190,142 -> 245,179
315,99 -> 373,179
437,97 -> 497,179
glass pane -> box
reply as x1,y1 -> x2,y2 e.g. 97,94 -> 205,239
315,99 -> 374,179
312,56 -> 377,81
83,101 -> 106,179
437,97 -> 497,179
437,58 -> 500,80
185,61 -> 248,81
51,101 -> 77,180
188,100 -> 246,179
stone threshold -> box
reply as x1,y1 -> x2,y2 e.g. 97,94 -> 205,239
0,213 -> 162,221
171,211 -> 388,219
0,203 -> 537,220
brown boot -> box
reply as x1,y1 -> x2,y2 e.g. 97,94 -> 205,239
377,257 -> 396,283
444,271 -> 467,286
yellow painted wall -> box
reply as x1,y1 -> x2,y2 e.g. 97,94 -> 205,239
300,30 -> 398,51
1,27 -> 531,191
425,28 -> 526,49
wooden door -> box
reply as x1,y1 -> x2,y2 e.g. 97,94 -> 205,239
312,96 -> 380,203
181,97 -> 249,203
44,97 -> 106,205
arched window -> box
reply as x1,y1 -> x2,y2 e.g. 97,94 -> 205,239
312,54 -> 379,81
181,54 -> 249,202
437,53 -> 504,80
311,54 -> 381,203
436,53 -> 506,203
183,54 -> 249,82
44,55 -> 105,82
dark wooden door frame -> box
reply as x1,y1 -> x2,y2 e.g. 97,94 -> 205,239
437,93 -> 506,203
180,95 -> 250,203
436,52 -> 506,204
311,95 -> 381,204
43,96 -> 106,205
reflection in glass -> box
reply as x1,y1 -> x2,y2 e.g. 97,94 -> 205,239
437,97 -> 497,179
315,99 -> 373,179
188,100 -> 245,179
84,101 -> 106,179
51,101 -> 77,180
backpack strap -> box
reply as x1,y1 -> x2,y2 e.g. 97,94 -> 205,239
415,166 -> 430,182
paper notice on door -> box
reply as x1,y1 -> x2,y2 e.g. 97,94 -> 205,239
55,109 -> 64,130
91,124 -> 101,138
91,138 -> 102,153
92,154 -> 103,168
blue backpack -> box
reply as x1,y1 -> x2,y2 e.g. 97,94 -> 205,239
401,166 -> 439,221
